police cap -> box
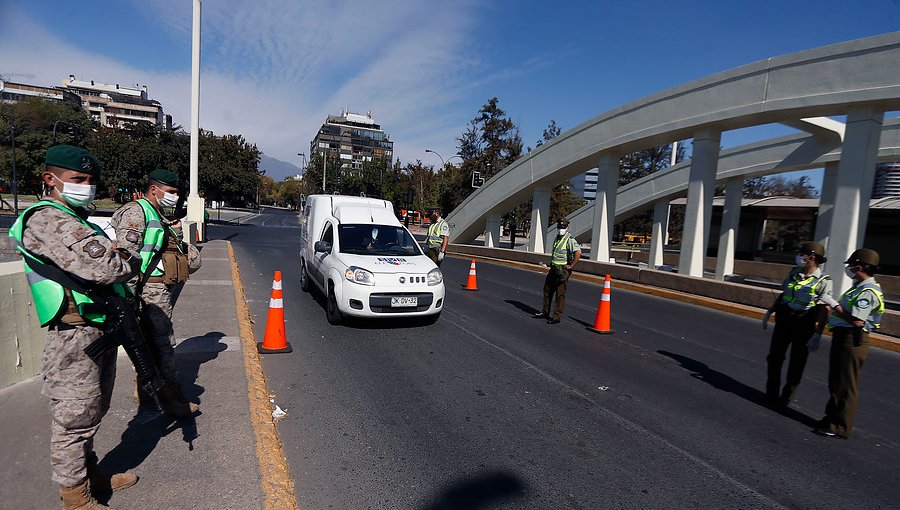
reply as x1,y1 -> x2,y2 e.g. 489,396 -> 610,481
45,144 -> 101,178
845,248 -> 879,267
798,241 -> 826,259
557,218 -> 570,228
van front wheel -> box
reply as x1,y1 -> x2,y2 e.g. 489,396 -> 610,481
326,283 -> 343,325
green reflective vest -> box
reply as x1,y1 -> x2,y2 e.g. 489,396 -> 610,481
551,233 -> 575,266
8,200 -> 127,326
426,218 -> 448,247
780,267 -> 830,312
135,198 -> 168,276
828,280 -> 885,333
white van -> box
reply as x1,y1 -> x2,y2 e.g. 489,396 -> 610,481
299,195 -> 445,324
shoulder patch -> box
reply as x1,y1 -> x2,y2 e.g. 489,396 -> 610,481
856,298 -> 871,309
83,240 -> 106,259
125,230 -> 142,243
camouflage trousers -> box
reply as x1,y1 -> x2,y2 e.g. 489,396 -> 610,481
141,282 -> 179,381
43,325 -> 117,487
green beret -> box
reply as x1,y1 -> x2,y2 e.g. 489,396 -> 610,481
148,168 -> 180,187
45,145 -> 101,177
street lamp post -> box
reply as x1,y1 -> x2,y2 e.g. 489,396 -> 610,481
8,106 -> 17,214
322,150 -> 327,194
297,152 -> 306,178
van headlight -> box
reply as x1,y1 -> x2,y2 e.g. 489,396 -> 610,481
427,268 -> 443,286
345,267 -> 375,286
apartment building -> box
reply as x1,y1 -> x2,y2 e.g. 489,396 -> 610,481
309,109 -> 393,170
0,79 -> 81,106
60,75 -> 171,129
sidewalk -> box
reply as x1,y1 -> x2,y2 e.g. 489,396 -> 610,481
0,240 -> 264,509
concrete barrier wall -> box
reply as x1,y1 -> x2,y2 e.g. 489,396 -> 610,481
0,260 -> 46,389
448,244 -> 900,338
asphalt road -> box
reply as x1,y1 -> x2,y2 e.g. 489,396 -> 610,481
211,207 -> 900,510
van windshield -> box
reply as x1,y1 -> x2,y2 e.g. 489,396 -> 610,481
338,224 -> 422,256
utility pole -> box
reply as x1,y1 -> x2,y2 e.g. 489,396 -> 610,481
322,150 -> 327,193
10,106 -> 18,214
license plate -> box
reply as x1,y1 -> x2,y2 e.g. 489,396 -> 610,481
390,297 -> 418,307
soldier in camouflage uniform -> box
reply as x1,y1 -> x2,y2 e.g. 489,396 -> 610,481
9,145 -> 140,509
110,169 -> 201,417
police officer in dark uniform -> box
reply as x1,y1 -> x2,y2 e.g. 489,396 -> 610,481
762,241 -> 833,407
533,218 -> 581,324
815,248 -> 884,439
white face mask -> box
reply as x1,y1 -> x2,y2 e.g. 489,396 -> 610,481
844,266 -> 858,279
558,228 -> 568,236
795,255 -> 807,267
371,228 -> 378,240
159,191 -> 179,208
54,177 -> 96,208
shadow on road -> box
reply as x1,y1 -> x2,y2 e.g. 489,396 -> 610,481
657,350 -> 818,427
98,332 -> 228,491
504,299 -> 540,315
419,470 -> 527,510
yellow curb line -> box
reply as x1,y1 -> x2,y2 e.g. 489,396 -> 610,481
228,241 -> 299,510
450,253 -> 900,353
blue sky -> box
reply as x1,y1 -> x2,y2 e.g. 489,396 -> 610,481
2,0 -> 899,186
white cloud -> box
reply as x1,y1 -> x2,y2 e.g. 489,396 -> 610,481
1,1 -> 554,169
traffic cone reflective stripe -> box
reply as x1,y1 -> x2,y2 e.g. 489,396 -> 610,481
588,274 -> 615,334
258,270 -> 293,353
463,259 -> 479,291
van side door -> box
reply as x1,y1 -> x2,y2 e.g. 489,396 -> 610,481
310,221 -> 334,288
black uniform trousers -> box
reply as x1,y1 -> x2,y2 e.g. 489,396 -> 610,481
541,265 -> 570,320
766,303 -> 818,404
822,326 -> 869,438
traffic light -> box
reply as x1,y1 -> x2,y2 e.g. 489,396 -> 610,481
472,172 -> 484,188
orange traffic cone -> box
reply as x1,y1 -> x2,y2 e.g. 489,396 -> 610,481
463,259 -> 479,291
588,274 -> 615,334
258,271 -> 293,353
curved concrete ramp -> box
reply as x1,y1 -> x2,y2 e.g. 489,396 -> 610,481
559,118 -> 900,242
447,31 -> 900,244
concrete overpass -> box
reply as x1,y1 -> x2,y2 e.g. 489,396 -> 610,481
446,31 -> 900,293
556,118 -> 900,278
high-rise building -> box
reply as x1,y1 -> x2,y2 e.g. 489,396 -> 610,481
873,162 -> 900,198
60,75 -> 170,129
310,109 -> 393,170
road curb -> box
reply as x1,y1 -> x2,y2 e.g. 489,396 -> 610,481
228,241 -> 299,510
449,253 -> 900,353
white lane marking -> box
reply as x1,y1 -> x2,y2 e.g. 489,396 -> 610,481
441,307 -> 787,509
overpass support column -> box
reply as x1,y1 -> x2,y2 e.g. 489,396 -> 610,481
678,128 -> 721,277
648,200 -> 669,269
814,162 -> 839,248
715,178 -> 743,280
484,213 -> 503,248
527,186 -> 551,253
590,154 -> 619,262
826,107 -> 883,292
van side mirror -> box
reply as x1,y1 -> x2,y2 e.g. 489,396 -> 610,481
314,241 -> 332,253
